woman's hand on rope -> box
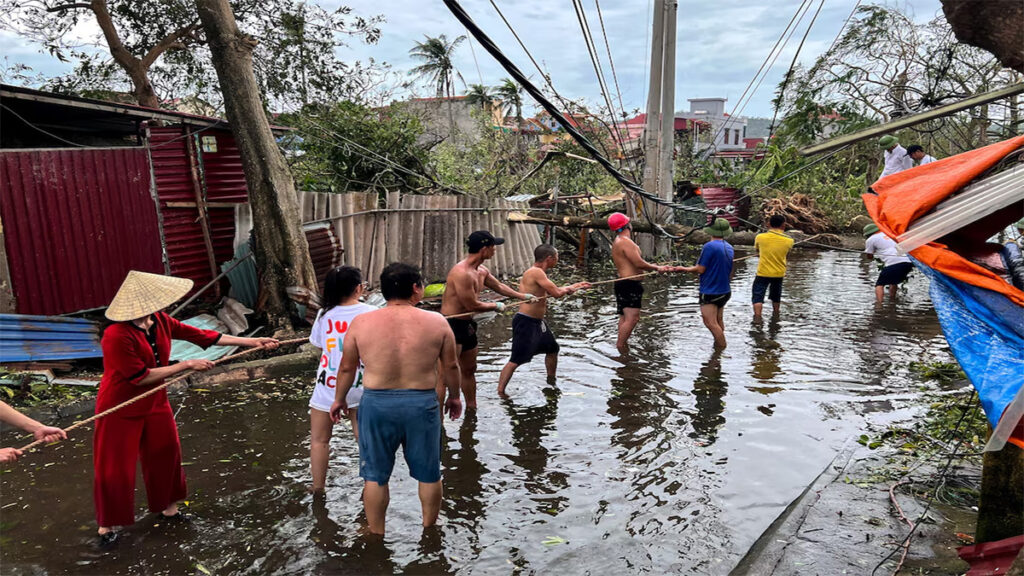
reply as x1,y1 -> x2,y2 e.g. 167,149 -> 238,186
0,447 -> 23,463
184,359 -> 216,372
248,337 -> 280,350
32,424 -> 66,444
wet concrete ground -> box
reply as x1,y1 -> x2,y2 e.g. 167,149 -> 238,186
1,249 -> 961,574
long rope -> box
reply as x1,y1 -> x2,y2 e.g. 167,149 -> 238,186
444,232 -> 837,319
16,337 -> 308,453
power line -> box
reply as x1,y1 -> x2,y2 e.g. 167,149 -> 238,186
769,0 -> 827,139
594,0 -> 627,123
572,0 -> 626,153
708,0 -> 813,149
486,0 -> 633,179
445,0 -> 722,241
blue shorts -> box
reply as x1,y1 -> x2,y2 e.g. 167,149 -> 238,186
357,388 -> 441,485
751,276 -> 784,303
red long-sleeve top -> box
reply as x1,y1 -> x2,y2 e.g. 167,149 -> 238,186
97,312 -> 221,417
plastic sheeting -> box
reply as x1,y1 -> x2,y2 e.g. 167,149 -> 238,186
916,264 -> 1024,450
169,314 -> 239,363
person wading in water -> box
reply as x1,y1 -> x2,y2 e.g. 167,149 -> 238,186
440,231 -> 534,409
330,263 -> 462,535
609,213 -> 675,352
497,244 -> 590,396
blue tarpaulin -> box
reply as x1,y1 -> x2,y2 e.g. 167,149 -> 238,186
916,262 -> 1024,450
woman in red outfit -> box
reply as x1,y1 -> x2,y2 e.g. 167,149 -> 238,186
95,271 -> 279,547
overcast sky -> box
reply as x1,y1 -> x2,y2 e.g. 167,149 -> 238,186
2,0 -> 945,118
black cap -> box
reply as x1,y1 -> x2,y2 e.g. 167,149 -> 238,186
467,230 -> 505,253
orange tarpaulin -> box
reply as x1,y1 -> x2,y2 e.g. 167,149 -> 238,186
863,135 -> 1024,307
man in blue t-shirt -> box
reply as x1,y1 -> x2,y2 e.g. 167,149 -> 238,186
681,218 -> 735,348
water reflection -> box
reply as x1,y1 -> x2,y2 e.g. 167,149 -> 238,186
748,317 -> 783,384
502,386 -> 567,515
440,413 -> 487,555
690,350 -> 727,443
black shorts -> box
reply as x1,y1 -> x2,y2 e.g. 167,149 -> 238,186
876,262 -> 913,286
751,276 -> 784,303
447,318 -> 478,351
614,279 -> 644,314
509,313 -> 560,365
699,292 -> 731,307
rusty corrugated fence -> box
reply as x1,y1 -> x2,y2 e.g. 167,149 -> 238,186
0,148 -> 164,315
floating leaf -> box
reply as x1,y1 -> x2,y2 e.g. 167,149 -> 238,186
542,536 -> 567,546
196,563 -> 212,575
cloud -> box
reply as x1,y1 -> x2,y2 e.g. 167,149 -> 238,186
2,0 -> 944,118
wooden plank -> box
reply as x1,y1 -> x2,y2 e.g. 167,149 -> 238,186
51,377 -> 99,387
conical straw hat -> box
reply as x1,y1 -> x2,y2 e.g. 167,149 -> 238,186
105,271 -> 193,321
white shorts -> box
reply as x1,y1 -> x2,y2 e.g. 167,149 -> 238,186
309,385 -> 363,413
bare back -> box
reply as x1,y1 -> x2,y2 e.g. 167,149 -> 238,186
349,306 -> 453,391
440,259 -> 489,316
612,235 -> 645,277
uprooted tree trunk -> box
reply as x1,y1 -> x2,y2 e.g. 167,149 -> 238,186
195,0 -> 317,330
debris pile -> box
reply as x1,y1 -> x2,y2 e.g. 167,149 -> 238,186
762,194 -> 831,234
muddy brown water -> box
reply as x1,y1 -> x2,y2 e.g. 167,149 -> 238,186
1,250 -> 956,575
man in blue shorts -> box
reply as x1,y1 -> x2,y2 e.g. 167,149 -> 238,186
330,263 -> 463,535
681,218 -> 735,348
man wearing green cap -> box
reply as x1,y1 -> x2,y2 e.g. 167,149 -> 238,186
680,218 -> 735,348
878,135 -> 913,180
1015,218 -> 1024,247
863,223 -> 912,302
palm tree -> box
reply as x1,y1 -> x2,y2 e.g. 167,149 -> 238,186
408,34 -> 466,98
494,78 -> 524,124
464,83 -> 492,109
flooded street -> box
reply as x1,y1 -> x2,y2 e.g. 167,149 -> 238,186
1,249 -> 957,575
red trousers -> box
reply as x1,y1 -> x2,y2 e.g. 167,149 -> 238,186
93,401 -> 186,527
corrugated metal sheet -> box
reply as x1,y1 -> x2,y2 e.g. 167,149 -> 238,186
0,314 -> 102,362
149,126 -> 246,291
304,223 -> 342,290
700,186 -> 751,228
0,148 -> 164,315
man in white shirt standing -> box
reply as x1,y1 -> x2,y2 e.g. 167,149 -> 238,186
906,144 -> 937,166
863,223 -> 913,303
877,134 -> 913,180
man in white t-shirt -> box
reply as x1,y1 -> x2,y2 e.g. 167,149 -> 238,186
906,144 -> 937,166
863,223 -> 913,303
877,135 -> 913,180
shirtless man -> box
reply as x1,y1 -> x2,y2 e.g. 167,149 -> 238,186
497,244 -> 590,397
440,230 -> 533,409
609,213 -> 673,351
330,262 -> 462,536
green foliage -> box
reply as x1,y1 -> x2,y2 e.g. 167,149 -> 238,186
1,0 -> 383,108
281,101 -> 429,193
494,78 -> 524,121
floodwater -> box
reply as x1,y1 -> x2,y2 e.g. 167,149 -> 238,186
1,249 -> 957,575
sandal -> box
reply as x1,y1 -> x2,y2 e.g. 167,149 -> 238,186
158,511 -> 191,523
97,531 -> 120,549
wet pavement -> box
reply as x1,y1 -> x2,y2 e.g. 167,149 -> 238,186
0,249 -> 957,575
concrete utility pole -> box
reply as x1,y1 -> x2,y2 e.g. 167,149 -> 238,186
640,0 -> 677,255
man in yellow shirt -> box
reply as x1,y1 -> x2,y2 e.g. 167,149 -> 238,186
752,214 -> 794,317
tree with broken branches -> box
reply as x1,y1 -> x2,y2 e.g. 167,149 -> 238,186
2,0 -> 382,109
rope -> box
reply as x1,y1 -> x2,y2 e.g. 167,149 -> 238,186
16,337 -> 309,453
444,232 -> 837,319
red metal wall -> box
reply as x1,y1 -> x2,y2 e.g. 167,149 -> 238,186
0,148 -> 164,314
148,126 -> 246,290
700,186 -> 751,228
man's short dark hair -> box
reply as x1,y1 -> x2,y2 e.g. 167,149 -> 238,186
906,144 -> 924,155
769,214 -> 786,229
534,244 -> 557,262
380,262 -> 422,300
